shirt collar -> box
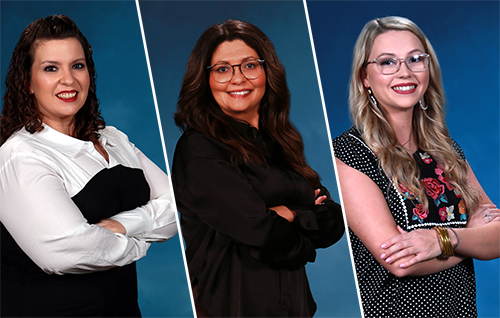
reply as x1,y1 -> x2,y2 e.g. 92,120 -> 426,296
27,124 -> 106,158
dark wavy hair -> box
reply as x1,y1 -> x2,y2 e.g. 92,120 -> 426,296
174,19 -> 319,186
1,14 -> 105,144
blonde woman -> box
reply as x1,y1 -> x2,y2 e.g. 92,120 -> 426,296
333,16 -> 500,317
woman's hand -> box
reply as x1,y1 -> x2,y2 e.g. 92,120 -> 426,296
96,219 -> 126,235
270,205 -> 296,223
380,226 -> 443,268
466,203 -> 500,228
314,189 -> 327,205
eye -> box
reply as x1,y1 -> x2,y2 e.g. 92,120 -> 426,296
43,65 -> 57,72
73,63 -> 86,69
378,58 -> 396,66
408,55 -> 422,64
243,61 -> 258,69
213,64 -> 231,74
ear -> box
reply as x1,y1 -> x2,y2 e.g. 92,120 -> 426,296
361,68 -> 370,88
27,81 -> 34,95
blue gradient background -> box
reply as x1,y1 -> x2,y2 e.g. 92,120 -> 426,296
0,1 -> 193,317
6,0 -> 494,316
138,0 -> 361,317
306,1 -> 500,317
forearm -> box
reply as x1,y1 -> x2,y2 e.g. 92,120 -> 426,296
109,197 -> 177,241
3,219 -> 150,275
111,147 -> 178,241
385,252 -> 466,277
453,223 -> 500,260
292,199 -> 345,249
1,158 -> 151,274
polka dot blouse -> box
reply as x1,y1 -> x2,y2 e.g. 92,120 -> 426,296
332,127 -> 477,318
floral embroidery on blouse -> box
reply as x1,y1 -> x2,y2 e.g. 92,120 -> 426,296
420,152 -> 433,164
439,205 -> 455,221
459,200 -> 467,220
399,183 -> 417,200
423,177 -> 448,206
435,163 -> 454,191
400,151 -> 467,225
413,203 -> 428,223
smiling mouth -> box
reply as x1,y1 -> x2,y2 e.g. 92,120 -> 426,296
228,90 -> 251,96
56,92 -> 77,99
392,85 -> 416,92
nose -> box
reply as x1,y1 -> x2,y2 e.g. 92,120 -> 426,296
230,65 -> 246,84
59,68 -> 76,85
397,61 -> 412,77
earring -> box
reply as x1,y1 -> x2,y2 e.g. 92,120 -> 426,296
367,88 -> 378,107
419,99 -> 428,110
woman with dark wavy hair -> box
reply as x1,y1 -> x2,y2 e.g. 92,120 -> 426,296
172,19 -> 344,317
0,15 -> 177,317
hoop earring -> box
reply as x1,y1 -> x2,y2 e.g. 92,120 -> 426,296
367,88 -> 378,107
419,99 -> 428,110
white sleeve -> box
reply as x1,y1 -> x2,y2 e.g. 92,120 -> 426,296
109,147 -> 178,242
0,153 -> 150,275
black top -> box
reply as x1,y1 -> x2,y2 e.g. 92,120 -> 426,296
172,119 -> 344,317
333,127 -> 476,318
1,165 -> 149,317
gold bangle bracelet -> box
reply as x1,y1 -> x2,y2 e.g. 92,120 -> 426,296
433,226 -> 454,259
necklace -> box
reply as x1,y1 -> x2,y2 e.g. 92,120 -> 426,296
401,129 -> 412,147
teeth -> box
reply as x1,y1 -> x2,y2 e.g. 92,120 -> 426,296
392,85 -> 416,91
229,90 -> 251,95
57,92 -> 77,99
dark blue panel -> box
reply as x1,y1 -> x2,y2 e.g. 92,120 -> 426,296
307,1 -> 499,316
0,2 -> 192,317
139,1 -> 361,317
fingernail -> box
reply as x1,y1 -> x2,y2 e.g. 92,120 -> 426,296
399,264 -> 405,268
386,257 -> 392,263
380,254 -> 386,259
381,244 -> 386,248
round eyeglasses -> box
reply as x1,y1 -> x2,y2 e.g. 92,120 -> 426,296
207,59 -> 265,83
366,53 -> 430,75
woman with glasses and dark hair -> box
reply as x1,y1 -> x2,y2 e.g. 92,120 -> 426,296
172,19 -> 344,317
332,16 -> 500,317
0,15 -> 177,317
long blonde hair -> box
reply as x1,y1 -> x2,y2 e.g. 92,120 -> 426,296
350,16 -> 479,212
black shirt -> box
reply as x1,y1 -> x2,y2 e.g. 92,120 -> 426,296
172,120 -> 344,317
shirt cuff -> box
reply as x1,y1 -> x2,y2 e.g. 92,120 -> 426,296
109,208 -> 152,238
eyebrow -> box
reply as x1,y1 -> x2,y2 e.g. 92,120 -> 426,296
212,56 -> 260,65
40,57 -> 86,65
377,49 -> 424,57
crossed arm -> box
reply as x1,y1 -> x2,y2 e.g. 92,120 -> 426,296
0,147 -> 176,275
336,158 -> 499,277
380,162 -> 500,265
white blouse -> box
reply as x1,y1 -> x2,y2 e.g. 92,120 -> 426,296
0,124 -> 177,275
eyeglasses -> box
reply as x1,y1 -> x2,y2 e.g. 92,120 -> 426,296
366,53 -> 430,75
207,59 -> 265,83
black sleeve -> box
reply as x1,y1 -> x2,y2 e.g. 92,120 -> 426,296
288,185 -> 344,249
173,131 -> 316,268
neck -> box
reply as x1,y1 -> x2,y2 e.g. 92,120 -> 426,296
388,110 -> 417,152
42,118 -> 76,137
231,113 -> 259,129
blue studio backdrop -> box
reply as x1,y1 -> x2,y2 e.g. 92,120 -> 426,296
10,1 -> 496,316
0,1 -> 193,317
307,1 -> 500,317
138,0 -> 361,317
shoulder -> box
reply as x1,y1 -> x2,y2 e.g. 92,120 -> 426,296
1,128 -> 43,159
332,127 -> 377,165
99,126 -> 137,151
175,129 -> 231,160
0,129 -> 60,171
449,137 -> 466,160
100,126 -> 130,143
